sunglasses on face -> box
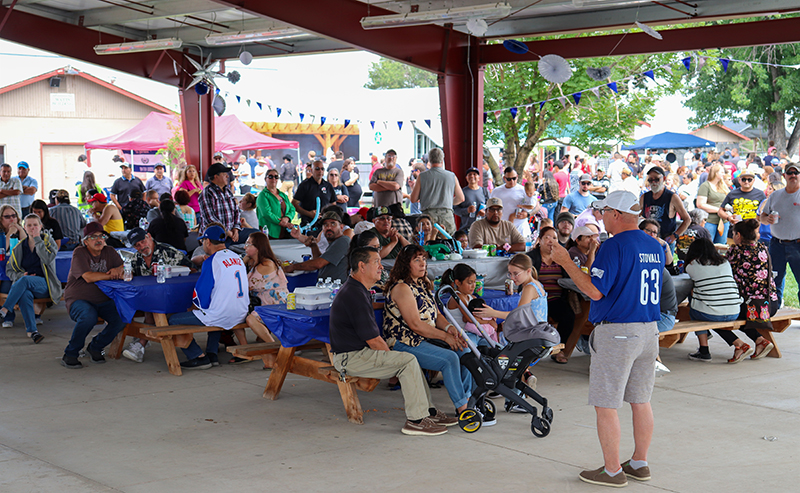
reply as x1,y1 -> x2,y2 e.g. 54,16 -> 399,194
267,175 -> 279,179
740,177 -> 753,183
786,170 -> 799,176
2,214 -> 16,219
505,176 -> 518,182
647,177 -> 662,183
580,181 -> 592,185
328,173 -> 339,177
313,167 -> 324,171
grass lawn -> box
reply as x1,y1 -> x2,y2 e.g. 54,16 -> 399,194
785,267 -> 799,309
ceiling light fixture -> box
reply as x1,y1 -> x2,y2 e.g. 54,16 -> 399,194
205,28 -> 303,45
572,0 -> 653,7
360,2 -> 512,30
94,38 -> 182,55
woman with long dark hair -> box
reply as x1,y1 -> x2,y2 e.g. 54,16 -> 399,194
684,237 -> 744,362
147,199 -> 188,251
383,244 -> 472,413
77,171 -> 102,212
538,171 -> 560,221
31,199 -> 63,250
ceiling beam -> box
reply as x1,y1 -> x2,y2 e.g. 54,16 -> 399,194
79,0 -> 221,27
480,15 -> 800,64
0,3 -> 189,86
210,0 -> 472,75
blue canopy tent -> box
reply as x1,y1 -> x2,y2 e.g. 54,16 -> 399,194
621,132 -> 715,150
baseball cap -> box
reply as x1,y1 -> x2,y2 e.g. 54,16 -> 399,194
119,162 -> 131,168
486,197 -> 503,209
647,166 -> 666,177
17,161 -> 29,169
206,162 -> 230,179
592,190 -> 641,215
127,227 -> 148,245
785,162 -> 800,173
579,173 -> 592,182
320,211 -> 343,224
198,225 -> 227,242
55,189 -> 70,201
570,225 -> 599,241
739,163 -> 760,178
283,154 -> 293,161
88,192 -> 107,204
83,222 -> 106,238
213,152 -> 224,160
466,167 -> 480,176
154,163 -> 165,170
372,206 -> 393,218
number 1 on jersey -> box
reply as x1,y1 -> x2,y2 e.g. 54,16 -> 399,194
234,271 -> 244,298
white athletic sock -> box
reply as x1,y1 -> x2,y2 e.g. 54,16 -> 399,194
605,467 -> 622,477
629,459 -> 648,469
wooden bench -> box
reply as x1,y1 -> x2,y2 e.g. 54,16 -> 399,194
0,293 -> 54,317
317,366 -> 381,424
659,307 -> 800,358
228,340 -> 327,367
142,322 -> 249,376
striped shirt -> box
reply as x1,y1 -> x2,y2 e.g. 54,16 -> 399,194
685,260 -> 742,317
198,182 -> 240,234
49,203 -> 87,247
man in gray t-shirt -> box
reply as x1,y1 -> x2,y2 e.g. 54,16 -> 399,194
283,212 -> 351,283
759,162 -> 800,305
369,149 -> 405,207
410,148 -> 465,235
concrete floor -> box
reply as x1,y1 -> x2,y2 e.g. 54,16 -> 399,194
1,303 -> 799,492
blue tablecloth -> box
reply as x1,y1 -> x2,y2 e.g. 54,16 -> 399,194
255,289 -> 519,348
286,271 -> 317,291
0,250 -> 73,282
97,273 -> 199,323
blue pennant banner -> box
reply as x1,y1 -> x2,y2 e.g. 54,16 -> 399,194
720,58 -> 729,73
682,57 -> 692,71
607,82 -> 618,93
572,93 -> 581,105
643,70 -> 655,80
344,119 -> 350,128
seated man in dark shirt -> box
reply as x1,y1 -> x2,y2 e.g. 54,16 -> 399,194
329,246 -> 457,436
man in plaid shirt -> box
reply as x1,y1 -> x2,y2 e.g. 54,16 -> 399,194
199,163 -> 242,243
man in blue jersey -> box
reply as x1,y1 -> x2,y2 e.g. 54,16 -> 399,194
168,224 -> 249,370
552,190 -> 664,488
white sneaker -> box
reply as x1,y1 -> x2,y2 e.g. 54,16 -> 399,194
526,373 -> 538,391
35,316 -> 43,325
655,360 -> 671,377
2,321 -> 12,328
122,342 -> 145,363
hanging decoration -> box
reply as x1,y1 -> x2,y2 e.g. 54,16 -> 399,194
682,57 -> 692,71
397,121 -> 403,130
538,54 -> 573,84
226,70 -> 241,84
643,70 -> 655,80
720,58 -> 730,73
572,93 -> 581,105
466,18 -> 489,37
239,50 -> 253,66
586,66 -> 612,81
634,21 -> 663,40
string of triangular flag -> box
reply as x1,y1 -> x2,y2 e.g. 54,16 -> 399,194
213,88 -> 437,131
484,52 -> 800,123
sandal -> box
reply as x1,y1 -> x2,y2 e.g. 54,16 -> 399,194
727,344 -> 754,364
751,339 -> 774,360
550,353 -> 568,365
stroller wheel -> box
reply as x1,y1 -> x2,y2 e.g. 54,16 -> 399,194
458,409 -> 482,433
542,406 -> 554,424
480,399 -> 497,422
531,416 -> 551,438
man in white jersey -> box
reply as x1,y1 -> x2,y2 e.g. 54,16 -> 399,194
759,161 -> 800,305
552,191 -> 664,488
168,224 -> 248,370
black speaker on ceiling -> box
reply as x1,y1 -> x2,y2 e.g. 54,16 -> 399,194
49,77 -> 61,88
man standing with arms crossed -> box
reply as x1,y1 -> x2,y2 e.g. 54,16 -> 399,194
760,162 -> 800,306
551,190 -> 664,487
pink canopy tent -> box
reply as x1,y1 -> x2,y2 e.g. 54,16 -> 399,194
85,112 -> 299,151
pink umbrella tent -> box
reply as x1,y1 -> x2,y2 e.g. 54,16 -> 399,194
84,112 -> 299,151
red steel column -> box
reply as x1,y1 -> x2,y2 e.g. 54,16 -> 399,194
179,89 -> 215,179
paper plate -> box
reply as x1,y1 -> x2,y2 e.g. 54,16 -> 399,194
539,54 -> 572,84
635,21 -> 662,40
503,39 -> 529,55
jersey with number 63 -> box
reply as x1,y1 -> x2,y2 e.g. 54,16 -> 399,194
192,249 -> 249,330
588,230 -> 664,325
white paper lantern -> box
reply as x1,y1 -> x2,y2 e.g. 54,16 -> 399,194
538,54 -> 572,84
239,50 -> 253,65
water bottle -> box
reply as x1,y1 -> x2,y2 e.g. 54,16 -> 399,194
139,217 -> 148,231
156,264 -> 166,283
316,279 -> 325,289
324,277 -> 333,290
123,260 -> 133,282
525,234 -> 532,252
470,201 -> 477,218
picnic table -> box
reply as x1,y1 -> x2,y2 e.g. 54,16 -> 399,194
270,239 -> 312,263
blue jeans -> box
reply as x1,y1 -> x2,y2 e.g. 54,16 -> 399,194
656,310 -> 676,333
168,311 -> 220,360
542,202 -> 558,222
394,340 -> 473,409
3,276 -> 48,333
65,299 -> 126,358
704,221 -> 729,245
769,238 -> 800,306
690,308 -> 738,336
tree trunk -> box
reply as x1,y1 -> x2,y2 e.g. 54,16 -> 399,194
787,117 -> 800,158
768,65 -> 787,152
482,148 -> 502,185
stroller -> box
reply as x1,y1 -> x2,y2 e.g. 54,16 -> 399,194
435,285 -> 560,437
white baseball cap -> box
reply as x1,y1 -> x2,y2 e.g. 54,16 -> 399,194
590,190 -> 641,215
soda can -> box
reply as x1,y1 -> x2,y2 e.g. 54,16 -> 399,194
286,293 -> 296,310
152,262 -> 159,276
488,245 -> 496,257
771,211 -> 780,224
165,265 -> 172,279
505,278 -> 515,296
475,275 -> 485,297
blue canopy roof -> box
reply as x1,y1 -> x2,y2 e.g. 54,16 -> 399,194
621,131 -> 715,150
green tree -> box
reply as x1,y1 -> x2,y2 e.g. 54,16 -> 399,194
365,58 -> 437,89
682,44 -> 800,156
156,114 -> 186,170
484,51 -> 684,177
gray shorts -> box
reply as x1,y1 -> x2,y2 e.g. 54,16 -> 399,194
588,322 -> 658,409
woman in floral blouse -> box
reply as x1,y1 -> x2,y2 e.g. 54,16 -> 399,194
725,219 -> 779,361
383,244 -> 472,413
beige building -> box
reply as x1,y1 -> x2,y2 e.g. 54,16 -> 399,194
0,66 -> 172,198
691,122 -> 752,152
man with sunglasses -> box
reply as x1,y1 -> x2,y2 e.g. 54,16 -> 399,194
639,166 -> 690,244
491,167 -> 531,237
60,222 -> 126,369
719,165 -> 765,226
760,162 -> 800,305
293,157 -> 336,227
561,173 -> 598,216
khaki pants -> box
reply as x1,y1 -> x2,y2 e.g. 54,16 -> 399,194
332,347 -> 433,421
279,180 -> 294,202
425,208 -> 457,236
